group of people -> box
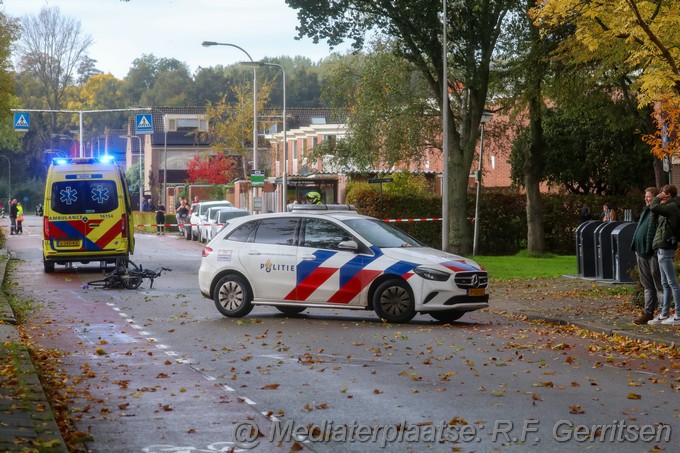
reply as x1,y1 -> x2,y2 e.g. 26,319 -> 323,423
579,202 -> 617,223
631,184 -> 680,326
8,199 -> 23,235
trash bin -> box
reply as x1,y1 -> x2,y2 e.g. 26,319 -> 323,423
594,221 -> 622,280
576,220 -> 602,278
611,222 -> 637,283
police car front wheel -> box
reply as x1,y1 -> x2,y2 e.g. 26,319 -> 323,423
373,279 -> 415,323
213,275 -> 253,317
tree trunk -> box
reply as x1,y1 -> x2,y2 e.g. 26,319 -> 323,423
524,0 -> 547,257
448,149 -> 472,255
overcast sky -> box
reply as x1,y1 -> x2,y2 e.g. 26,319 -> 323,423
2,0 -> 349,79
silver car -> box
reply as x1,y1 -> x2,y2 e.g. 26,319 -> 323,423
203,207 -> 249,243
187,200 -> 234,242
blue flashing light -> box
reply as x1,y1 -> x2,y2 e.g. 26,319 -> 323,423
98,155 -> 115,164
54,158 -> 69,166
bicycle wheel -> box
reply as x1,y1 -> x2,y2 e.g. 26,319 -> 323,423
122,273 -> 143,289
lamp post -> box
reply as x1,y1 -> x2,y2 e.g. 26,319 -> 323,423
241,61 -> 286,211
162,113 -> 167,207
441,0 -> 449,251
120,134 -> 143,209
202,41 -> 259,211
51,133 -> 77,157
0,155 -> 10,205
472,112 -> 494,256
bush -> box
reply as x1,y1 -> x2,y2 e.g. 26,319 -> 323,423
347,186 -> 642,256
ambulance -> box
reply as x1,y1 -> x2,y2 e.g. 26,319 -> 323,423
42,156 -> 135,273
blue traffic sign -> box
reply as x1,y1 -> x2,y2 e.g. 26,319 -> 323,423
13,112 -> 30,132
135,114 -> 154,134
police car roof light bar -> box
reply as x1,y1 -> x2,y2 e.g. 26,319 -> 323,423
287,203 -> 356,212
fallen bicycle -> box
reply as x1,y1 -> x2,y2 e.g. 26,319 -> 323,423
87,258 -> 171,289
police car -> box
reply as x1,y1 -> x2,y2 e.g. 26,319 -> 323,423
198,204 -> 488,323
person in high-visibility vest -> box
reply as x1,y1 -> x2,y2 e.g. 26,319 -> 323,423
307,191 -> 321,205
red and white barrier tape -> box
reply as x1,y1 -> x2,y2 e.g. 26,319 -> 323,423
134,223 -> 216,227
382,218 -> 442,223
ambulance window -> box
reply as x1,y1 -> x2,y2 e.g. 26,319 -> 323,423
253,219 -> 298,246
302,218 -> 350,250
50,181 -> 119,214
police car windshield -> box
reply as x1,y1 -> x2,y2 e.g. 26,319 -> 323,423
342,218 -> 423,248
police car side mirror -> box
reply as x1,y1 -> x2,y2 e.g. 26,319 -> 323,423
338,240 -> 359,252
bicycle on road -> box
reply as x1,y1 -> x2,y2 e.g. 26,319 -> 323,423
87,257 -> 171,289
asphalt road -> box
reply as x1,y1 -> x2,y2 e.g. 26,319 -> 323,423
6,215 -> 679,452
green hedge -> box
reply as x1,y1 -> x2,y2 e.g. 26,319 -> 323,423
349,189 -> 642,256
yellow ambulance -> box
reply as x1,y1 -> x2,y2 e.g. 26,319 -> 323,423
42,156 -> 135,273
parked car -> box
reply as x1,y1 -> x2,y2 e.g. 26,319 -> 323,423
204,207 -> 250,243
198,204 -> 489,323
187,200 -> 234,241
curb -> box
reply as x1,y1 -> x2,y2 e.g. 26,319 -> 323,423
517,311 -> 679,349
0,249 -> 15,324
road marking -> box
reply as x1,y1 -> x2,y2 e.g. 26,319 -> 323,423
103,299 -> 267,415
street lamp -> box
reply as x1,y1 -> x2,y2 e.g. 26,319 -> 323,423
241,61 -> 286,211
163,113 -> 167,207
120,134 -> 143,209
203,41 -> 260,212
0,155 -> 10,205
441,0 -> 449,251
52,133 -> 77,157
202,41 -> 258,175
472,111 -> 494,256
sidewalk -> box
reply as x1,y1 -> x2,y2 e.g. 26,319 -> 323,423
0,255 -> 677,452
490,275 -> 680,348
0,249 -> 68,452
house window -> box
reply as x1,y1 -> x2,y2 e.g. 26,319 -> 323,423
166,116 -> 208,132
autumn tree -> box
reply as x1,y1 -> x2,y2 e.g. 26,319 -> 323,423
204,81 -> 272,177
0,6 -> 21,200
69,73 -> 128,132
317,41 -> 440,170
532,0 -> 678,182
186,153 -> 238,185
14,6 -> 93,112
287,0 -> 519,254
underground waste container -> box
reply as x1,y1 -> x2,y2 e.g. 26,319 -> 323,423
594,221 -> 622,280
611,222 -> 637,283
576,220 -> 602,278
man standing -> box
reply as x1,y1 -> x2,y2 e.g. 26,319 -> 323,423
9,198 -> 17,235
631,187 -> 662,324
649,184 -> 680,325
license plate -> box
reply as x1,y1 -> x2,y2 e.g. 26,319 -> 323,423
57,240 -> 80,247
468,287 -> 485,297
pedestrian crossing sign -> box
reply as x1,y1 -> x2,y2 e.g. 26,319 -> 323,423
13,112 -> 30,132
135,114 -> 154,134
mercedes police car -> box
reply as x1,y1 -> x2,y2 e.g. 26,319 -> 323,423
198,204 -> 488,323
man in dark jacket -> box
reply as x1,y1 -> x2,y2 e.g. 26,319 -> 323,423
9,198 -> 17,235
649,184 -> 680,325
631,187 -> 662,324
